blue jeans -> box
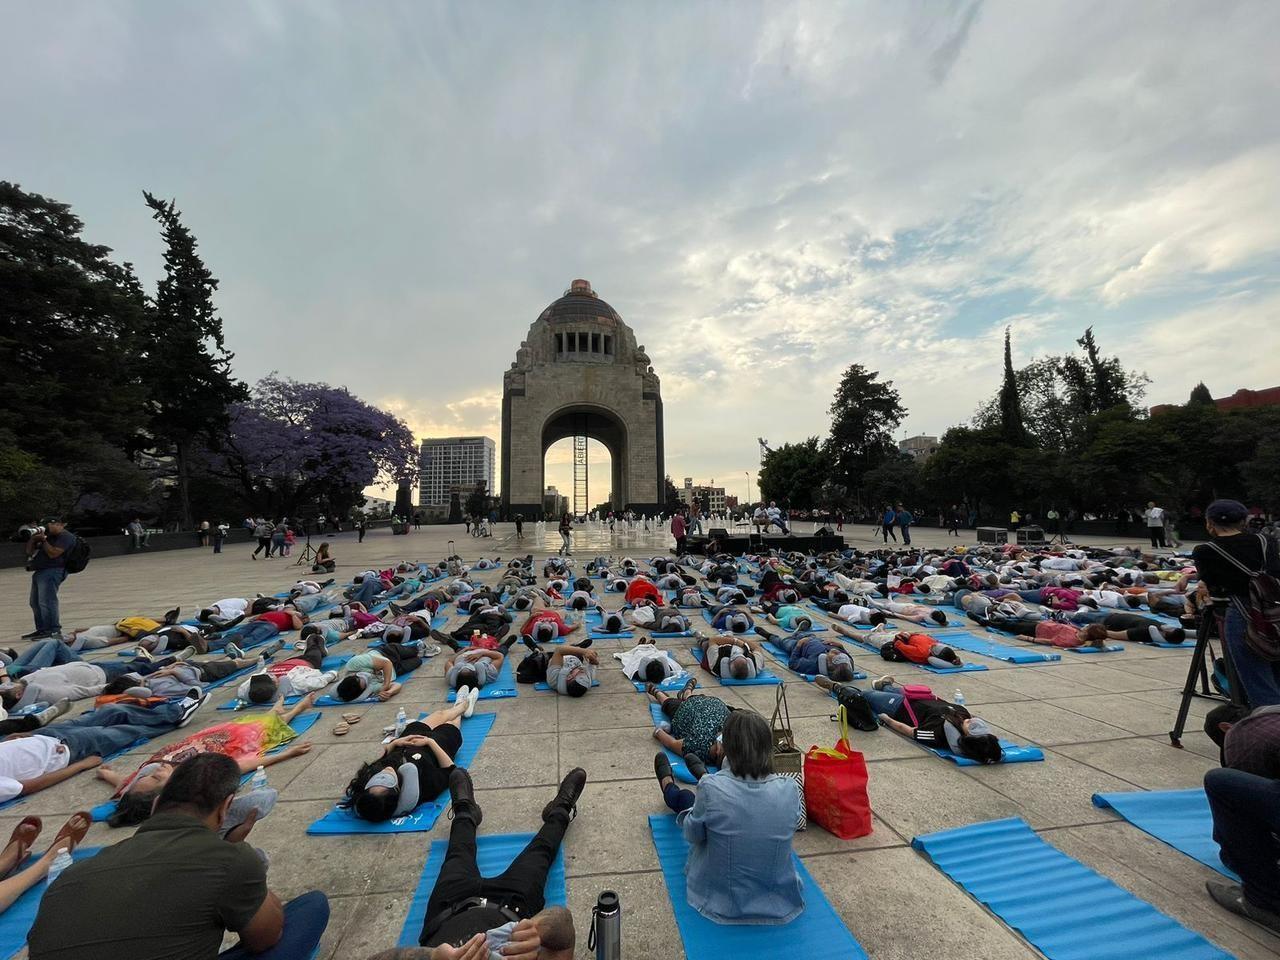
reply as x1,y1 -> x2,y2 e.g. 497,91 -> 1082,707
11,638 -> 80,675
218,891 -> 330,960
44,701 -> 184,761
216,622 -> 280,651
1205,767 -> 1280,913
1223,606 -> 1280,708
349,579 -> 379,606
29,567 -> 67,634
861,685 -> 906,717
899,524 -> 911,544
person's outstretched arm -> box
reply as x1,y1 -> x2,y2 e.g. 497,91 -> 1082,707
18,756 -> 102,796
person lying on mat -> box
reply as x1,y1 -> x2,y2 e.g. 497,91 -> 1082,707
869,598 -> 949,626
332,643 -> 427,703
761,603 -> 816,632
342,698 -> 470,822
867,628 -> 965,669
652,709 -> 804,924
536,645 -> 598,697
615,641 -> 683,685
816,676 -> 1004,763
363,768 -> 583,959
227,630 -> 334,705
999,620 -> 1111,649
0,639 -> 188,709
0,811 -> 89,915
810,598 -> 889,627
0,692 -> 208,803
117,647 -> 282,700
97,695 -> 316,826
707,604 -> 753,634
625,575 -> 663,606
61,606 -> 182,650
696,635 -> 765,681
646,680 -> 729,767
1093,612 -> 1186,644
446,647 -> 505,696
755,627 -> 858,680
29,754 -> 331,960
520,608 -> 580,645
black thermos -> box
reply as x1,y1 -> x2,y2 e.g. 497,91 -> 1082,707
590,890 -> 622,960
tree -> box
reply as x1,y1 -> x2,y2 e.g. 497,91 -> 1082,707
824,364 -> 906,500
0,182 -> 154,529
1243,437 -> 1280,513
862,454 -> 921,512
998,327 -> 1029,446
758,438 -> 828,509
663,476 -> 684,513
1188,382 -> 1215,406
465,480 -> 488,519
139,192 -> 247,529
211,375 -> 418,518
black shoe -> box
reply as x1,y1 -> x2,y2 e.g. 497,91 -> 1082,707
542,767 -> 587,823
1207,880 -> 1280,935
683,752 -> 708,780
654,752 -> 674,786
447,767 -> 483,826
20,630 -> 42,640
163,607 -> 181,625
576,636 -> 593,649
521,636 -> 542,655
389,602 -> 404,616
430,629 -> 461,652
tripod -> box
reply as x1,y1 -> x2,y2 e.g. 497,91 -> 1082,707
294,534 -> 317,567
1168,601 -> 1243,747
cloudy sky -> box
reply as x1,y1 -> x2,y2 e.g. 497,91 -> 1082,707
6,1 -> 1279,507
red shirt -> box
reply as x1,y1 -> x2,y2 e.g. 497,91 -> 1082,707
894,633 -> 935,663
521,610 -> 568,637
671,515 -> 687,538
256,610 -> 294,630
626,578 -> 662,605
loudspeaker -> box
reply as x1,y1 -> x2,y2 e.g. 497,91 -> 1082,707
709,528 -> 729,539
815,526 -> 834,537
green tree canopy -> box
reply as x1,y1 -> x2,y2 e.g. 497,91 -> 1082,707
824,363 -> 905,497
758,438 -> 828,509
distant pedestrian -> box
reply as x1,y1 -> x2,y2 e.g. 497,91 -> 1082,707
283,525 -> 296,556
272,521 -> 287,556
23,517 -> 76,640
671,510 -> 688,555
251,519 -> 272,560
198,519 -> 210,547
1144,501 -> 1167,549
896,504 -> 913,545
835,510 -> 844,532
213,521 -> 228,554
515,513 -> 524,540
881,506 -> 898,543
413,512 -> 422,530
558,512 -> 573,555
357,518 -> 367,543
947,506 -> 960,537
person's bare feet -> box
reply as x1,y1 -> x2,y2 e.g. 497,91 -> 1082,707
7,816 -> 42,859
51,812 -> 90,851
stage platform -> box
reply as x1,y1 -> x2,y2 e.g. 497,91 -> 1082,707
685,531 -> 846,555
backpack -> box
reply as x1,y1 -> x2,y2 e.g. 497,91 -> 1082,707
1207,535 -> 1280,662
828,684 -> 879,732
63,535 -> 91,574
515,650 -> 549,684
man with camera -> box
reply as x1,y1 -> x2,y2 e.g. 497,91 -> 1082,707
24,518 -> 76,641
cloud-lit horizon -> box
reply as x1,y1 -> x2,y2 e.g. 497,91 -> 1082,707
6,1 -> 1278,508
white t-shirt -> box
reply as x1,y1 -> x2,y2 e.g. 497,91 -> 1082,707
1145,508 -> 1165,527
0,735 -> 70,801
837,603 -> 875,624
212,597 -> 249,618
18,662 -> 109,709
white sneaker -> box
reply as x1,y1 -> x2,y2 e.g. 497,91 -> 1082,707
465,686 -> 480,718
455,684 -> 470,706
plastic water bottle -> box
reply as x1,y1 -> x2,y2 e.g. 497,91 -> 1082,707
250,765 -> 268,790
46,849 -> 73,886
953,689 -> 966,706
395,707 -> 408,737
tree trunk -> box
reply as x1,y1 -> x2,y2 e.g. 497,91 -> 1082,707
176,439 -> 193,530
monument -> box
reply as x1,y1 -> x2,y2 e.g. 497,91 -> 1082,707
501,279 -> 664,518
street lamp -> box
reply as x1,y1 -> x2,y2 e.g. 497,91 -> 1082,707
744,471 -> 752,507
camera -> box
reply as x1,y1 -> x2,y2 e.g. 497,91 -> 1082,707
16,524 -> 45,542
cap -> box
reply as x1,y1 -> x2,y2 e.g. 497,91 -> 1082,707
1206,499 -> 1248,525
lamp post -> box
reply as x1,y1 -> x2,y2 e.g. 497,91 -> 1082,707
744,471 -> 752,507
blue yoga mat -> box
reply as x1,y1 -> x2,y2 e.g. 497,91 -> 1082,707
687,648 -> 780,686
757,640 -> 866,684
651,630 -> 696,638
912,817 -> 1232,960
930,629 -> 1060,664
647,703 -> 718,783
585,610 -> 634,638
316,660 -> 427,706
218,654 -> 354,710
700,608 -> 755,632
0,846 -> 101,957
1092,789 -> 1237,880
838,634 -> 987,675
447,655 -> 517,702
1068,644 -> 1126,654
631,674 -> 696,693
534,678 -> 600,691
307,713 -> 498,835
89,711 -> 322,822
649,814 -> 867,959
397,832 -> 566,947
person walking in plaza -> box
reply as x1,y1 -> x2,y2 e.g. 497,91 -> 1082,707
515,513 -> 524,540
671,509 -> 687,556
251,519 -> 272,560
1144,501 -> 1167,548
213,521 -> 228,554
947,505 -> 960,537
896,504 -> 914,545
880,505 -> 897,543
558,512 -> 572,556
24,518 -> 77,641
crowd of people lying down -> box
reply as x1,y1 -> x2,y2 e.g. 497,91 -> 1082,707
1,496 -> 1276,957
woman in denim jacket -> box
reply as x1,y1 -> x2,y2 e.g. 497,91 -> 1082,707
653,710 -> 804,924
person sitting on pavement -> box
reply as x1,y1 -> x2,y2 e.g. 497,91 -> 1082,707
364,767 -> 584,959
28,753 -> 330,960
652,709 -> 804,924
342,699 -> 471,822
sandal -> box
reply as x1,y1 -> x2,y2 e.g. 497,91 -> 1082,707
332,721 -> 351,736
8,816 -> 42,850
51,812 -> 90,851
341,713 -> 362,725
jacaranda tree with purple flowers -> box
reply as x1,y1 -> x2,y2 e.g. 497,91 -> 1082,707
212,374 -> 417,518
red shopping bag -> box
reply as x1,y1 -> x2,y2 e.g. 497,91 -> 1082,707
804,706 -> 872,839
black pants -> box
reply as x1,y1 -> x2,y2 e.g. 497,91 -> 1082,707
422,815 -> 567,934
448,617 -> 509,643
382,641 -> 423,675
675,536 -> 686,555
881,524 -> 896,542
1149,528 -> 1167,548
195,657 -> 253,681
253,537 -> 272,557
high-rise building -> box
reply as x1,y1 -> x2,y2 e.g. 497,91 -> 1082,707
419,437 -> 496,506
679,477 -> 727,514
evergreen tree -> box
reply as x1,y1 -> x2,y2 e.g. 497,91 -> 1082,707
824,364 -> 906,497
1188,382 -> 1215,406
141,192 -> 247,528
999,327 -> 1029,445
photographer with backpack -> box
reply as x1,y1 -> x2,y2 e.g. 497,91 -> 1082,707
1193,499 -> 1280,708
23,517 -> 88,641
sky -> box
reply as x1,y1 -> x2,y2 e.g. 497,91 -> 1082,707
5,1 -> 1279,508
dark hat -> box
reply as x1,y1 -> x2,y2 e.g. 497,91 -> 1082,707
1206,499 -> 1248,525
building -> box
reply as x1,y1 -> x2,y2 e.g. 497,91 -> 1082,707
419,437 -> 495,506
359,495 -> 394,516
543,485 -> 568,518
1150,385 -> 1280,416
680,477 -> 727,514
898,434 -> 939,461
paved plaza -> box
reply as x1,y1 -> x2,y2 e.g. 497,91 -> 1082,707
2,523 -> 1277,959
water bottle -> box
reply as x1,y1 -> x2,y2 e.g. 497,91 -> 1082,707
250,765 -> 268,790
953,689 -> 966,707
588,890 -> 622,960
395,707 -> 408,737
46,849 -> 73,886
